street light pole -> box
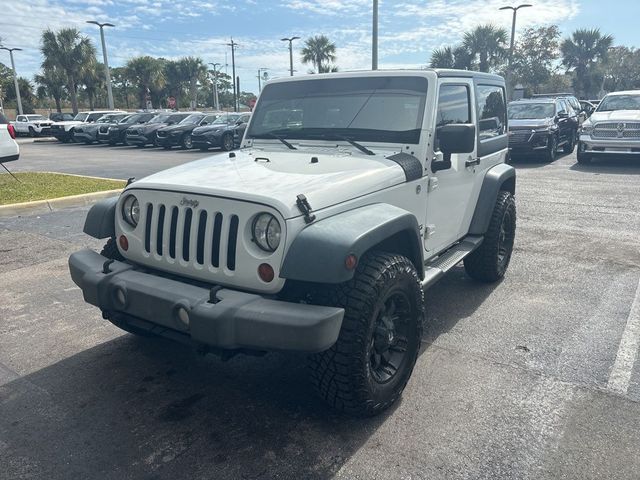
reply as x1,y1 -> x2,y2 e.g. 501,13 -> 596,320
257,68 -> 268,92
372,0 -> 378,70
499,4 -> 532,99
87,21 -> 115,110
1,47 -> 23,115
208,62 -> 221,111
281,36 -> 300,76
227,38 -> 238,112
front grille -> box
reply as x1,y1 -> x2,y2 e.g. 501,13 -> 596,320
51,125 -> 62,131
593,122 -> 640,139
142,203 -> 239,272
509,130 -> 533,144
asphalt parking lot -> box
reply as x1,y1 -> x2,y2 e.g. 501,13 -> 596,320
1,141 -> 640,479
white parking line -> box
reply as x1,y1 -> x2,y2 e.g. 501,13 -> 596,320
607,274 -> 640,395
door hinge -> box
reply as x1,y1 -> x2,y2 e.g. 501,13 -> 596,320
425,224 -> 436,239
428,177 -> 439,192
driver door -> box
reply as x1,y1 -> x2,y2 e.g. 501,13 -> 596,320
425,80 -> 478,255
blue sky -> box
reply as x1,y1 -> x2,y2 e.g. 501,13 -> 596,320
0,0 -> 638,95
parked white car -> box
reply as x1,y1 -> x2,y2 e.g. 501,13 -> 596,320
50,110 -> 124,143
11,114 -> 54,137
0,112 -> 19,163
578,90 -> 640,164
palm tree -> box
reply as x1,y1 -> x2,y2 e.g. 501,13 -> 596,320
561,28 -> 614,98
301,35 -> 337,73
34,65 -> 67,112
430,46 -> 455,68
463,25 -> 508,73
125,56 -> 165,109
178,56 -> 207,109
163,60 -> 185,109
81,61 -> 105,110
40,28 -> 96,114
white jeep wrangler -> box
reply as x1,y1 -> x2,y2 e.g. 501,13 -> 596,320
69,70 -> 516,416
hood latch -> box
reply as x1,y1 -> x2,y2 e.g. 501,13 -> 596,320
296,194 -> 316,224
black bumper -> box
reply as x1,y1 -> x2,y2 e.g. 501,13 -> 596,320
126,133 -> 150,145
192,133 -> 223,148
68,250 -> 344,353
73,132 -> 96,142
509,132 -> 550,154
51,130 -> 72,141
156,135 -> 180,147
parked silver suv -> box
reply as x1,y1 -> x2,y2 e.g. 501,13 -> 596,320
577,90 -> 640,164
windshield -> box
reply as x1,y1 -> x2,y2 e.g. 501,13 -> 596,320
179,114 -> 205,125
26,115 -> 46,121
212,114 -> 240,125
117,115 -> 132,123
597,95 -> 640,112
98,114 -> 121,123
73,113 -> 89,122
150,113 -> 171,123
247,76 -> 428,144
508,103 -> 555,119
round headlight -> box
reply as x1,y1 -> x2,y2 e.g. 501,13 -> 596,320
122,195 -> 140,227
252,213 -> 281,252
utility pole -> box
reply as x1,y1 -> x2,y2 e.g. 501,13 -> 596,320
499,4 -> 532,99
208,62 -> 221,111
0,46 -> 23,115
372,0 -> 378,70
227,38 -> 238,112
257,68 -> 268,92
86,21 -> 115,109
281,36 -> 300,76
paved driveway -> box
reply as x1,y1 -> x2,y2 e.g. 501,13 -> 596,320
1,143 -> 640,479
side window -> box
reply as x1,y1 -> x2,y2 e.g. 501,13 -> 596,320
476,85 -> 506,140
17,116 -> 25,122
557,101 -> 566,115
435,84 -> 470,151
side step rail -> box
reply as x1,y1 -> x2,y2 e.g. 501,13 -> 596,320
421,235 -> 483,289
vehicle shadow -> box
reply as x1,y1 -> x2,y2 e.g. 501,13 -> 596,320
508,150 -> 573,169
0,268 -> 496,480
569,156 -> 640,175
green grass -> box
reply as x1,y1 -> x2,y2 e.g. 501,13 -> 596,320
0,172 -> 125,205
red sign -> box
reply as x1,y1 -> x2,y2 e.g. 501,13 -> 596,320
168,96 -> 176,109
248,98 -> 257,110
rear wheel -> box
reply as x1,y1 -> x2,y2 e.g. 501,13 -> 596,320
563,130 -> 576,154
308,252 -> 424,417
464,191 -> 516,282
221,132 -> 234,151
181,134 -> 193,150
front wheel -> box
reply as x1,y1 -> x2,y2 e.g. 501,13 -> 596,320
181,134 -> 193,150
545,135 -> 557,162
28,127 -> 36,137
308,252 -> 424,417
464,190 -> 516,282
577,145 -> 591,164
220,133 -> 234,151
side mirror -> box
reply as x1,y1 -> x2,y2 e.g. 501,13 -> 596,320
557,112 -> 569,119
201,122 -> 208,126
432,124 -> 476,173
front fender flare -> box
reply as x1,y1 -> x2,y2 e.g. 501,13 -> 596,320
83,196 -> 118,239
280,204 -> 424,284
468,163 -> 516,235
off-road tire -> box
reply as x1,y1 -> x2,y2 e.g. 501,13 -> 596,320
220,132 -> 234,151
307,252 -> 424,417
100,237 -> 125,261
28,126 -> 36,137
563,131 -> 576,154
464,191 -> 516,282
545,135 -> 557,162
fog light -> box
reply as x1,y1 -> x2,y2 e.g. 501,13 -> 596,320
345,254 -> 358,270
119,235 -> 129,251
176,306 -> 190,327
258,263 -> 275,282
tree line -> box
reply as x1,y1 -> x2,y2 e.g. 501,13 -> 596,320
0,29 -> 342,115
430,24 -> 640,99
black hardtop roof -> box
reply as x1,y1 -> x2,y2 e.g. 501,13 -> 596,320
531,93 -> 576,98
510,98 -> 556,104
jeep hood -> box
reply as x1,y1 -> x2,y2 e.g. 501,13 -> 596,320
590,110 -> 640,123
130,149 -> 409,218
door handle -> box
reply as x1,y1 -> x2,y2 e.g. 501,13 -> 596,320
465,158 -> 481,167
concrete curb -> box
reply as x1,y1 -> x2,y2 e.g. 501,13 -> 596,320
0,189 -> 122,218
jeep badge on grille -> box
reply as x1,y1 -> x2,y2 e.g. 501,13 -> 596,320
180,197 -> 199,208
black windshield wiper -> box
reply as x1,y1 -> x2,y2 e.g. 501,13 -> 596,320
262,132 -> 297,150
336,135 -> 375,155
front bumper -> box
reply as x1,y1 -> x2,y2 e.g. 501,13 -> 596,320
579,135 -> 640,156
73,131 -> 96,142
126,133 -> 151,145
68,249 -> 344,353
192,132 -> 223,148
98,130 -> 121,143
51,129 -> 72,141
156,134 -> 180,147
509,131 -> 550,153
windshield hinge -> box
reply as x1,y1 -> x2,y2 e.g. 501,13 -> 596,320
296,194 -> 316,224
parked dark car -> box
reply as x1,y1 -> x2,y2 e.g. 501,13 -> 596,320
125,112 -> 194,147
508,98 -> 579,162
97,112 -> 158,145
531,93 -> 587,124
191,112 -> 251,151
155,112 -> 221,149
49,112 -> 75,122
72,113 -> 129,144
